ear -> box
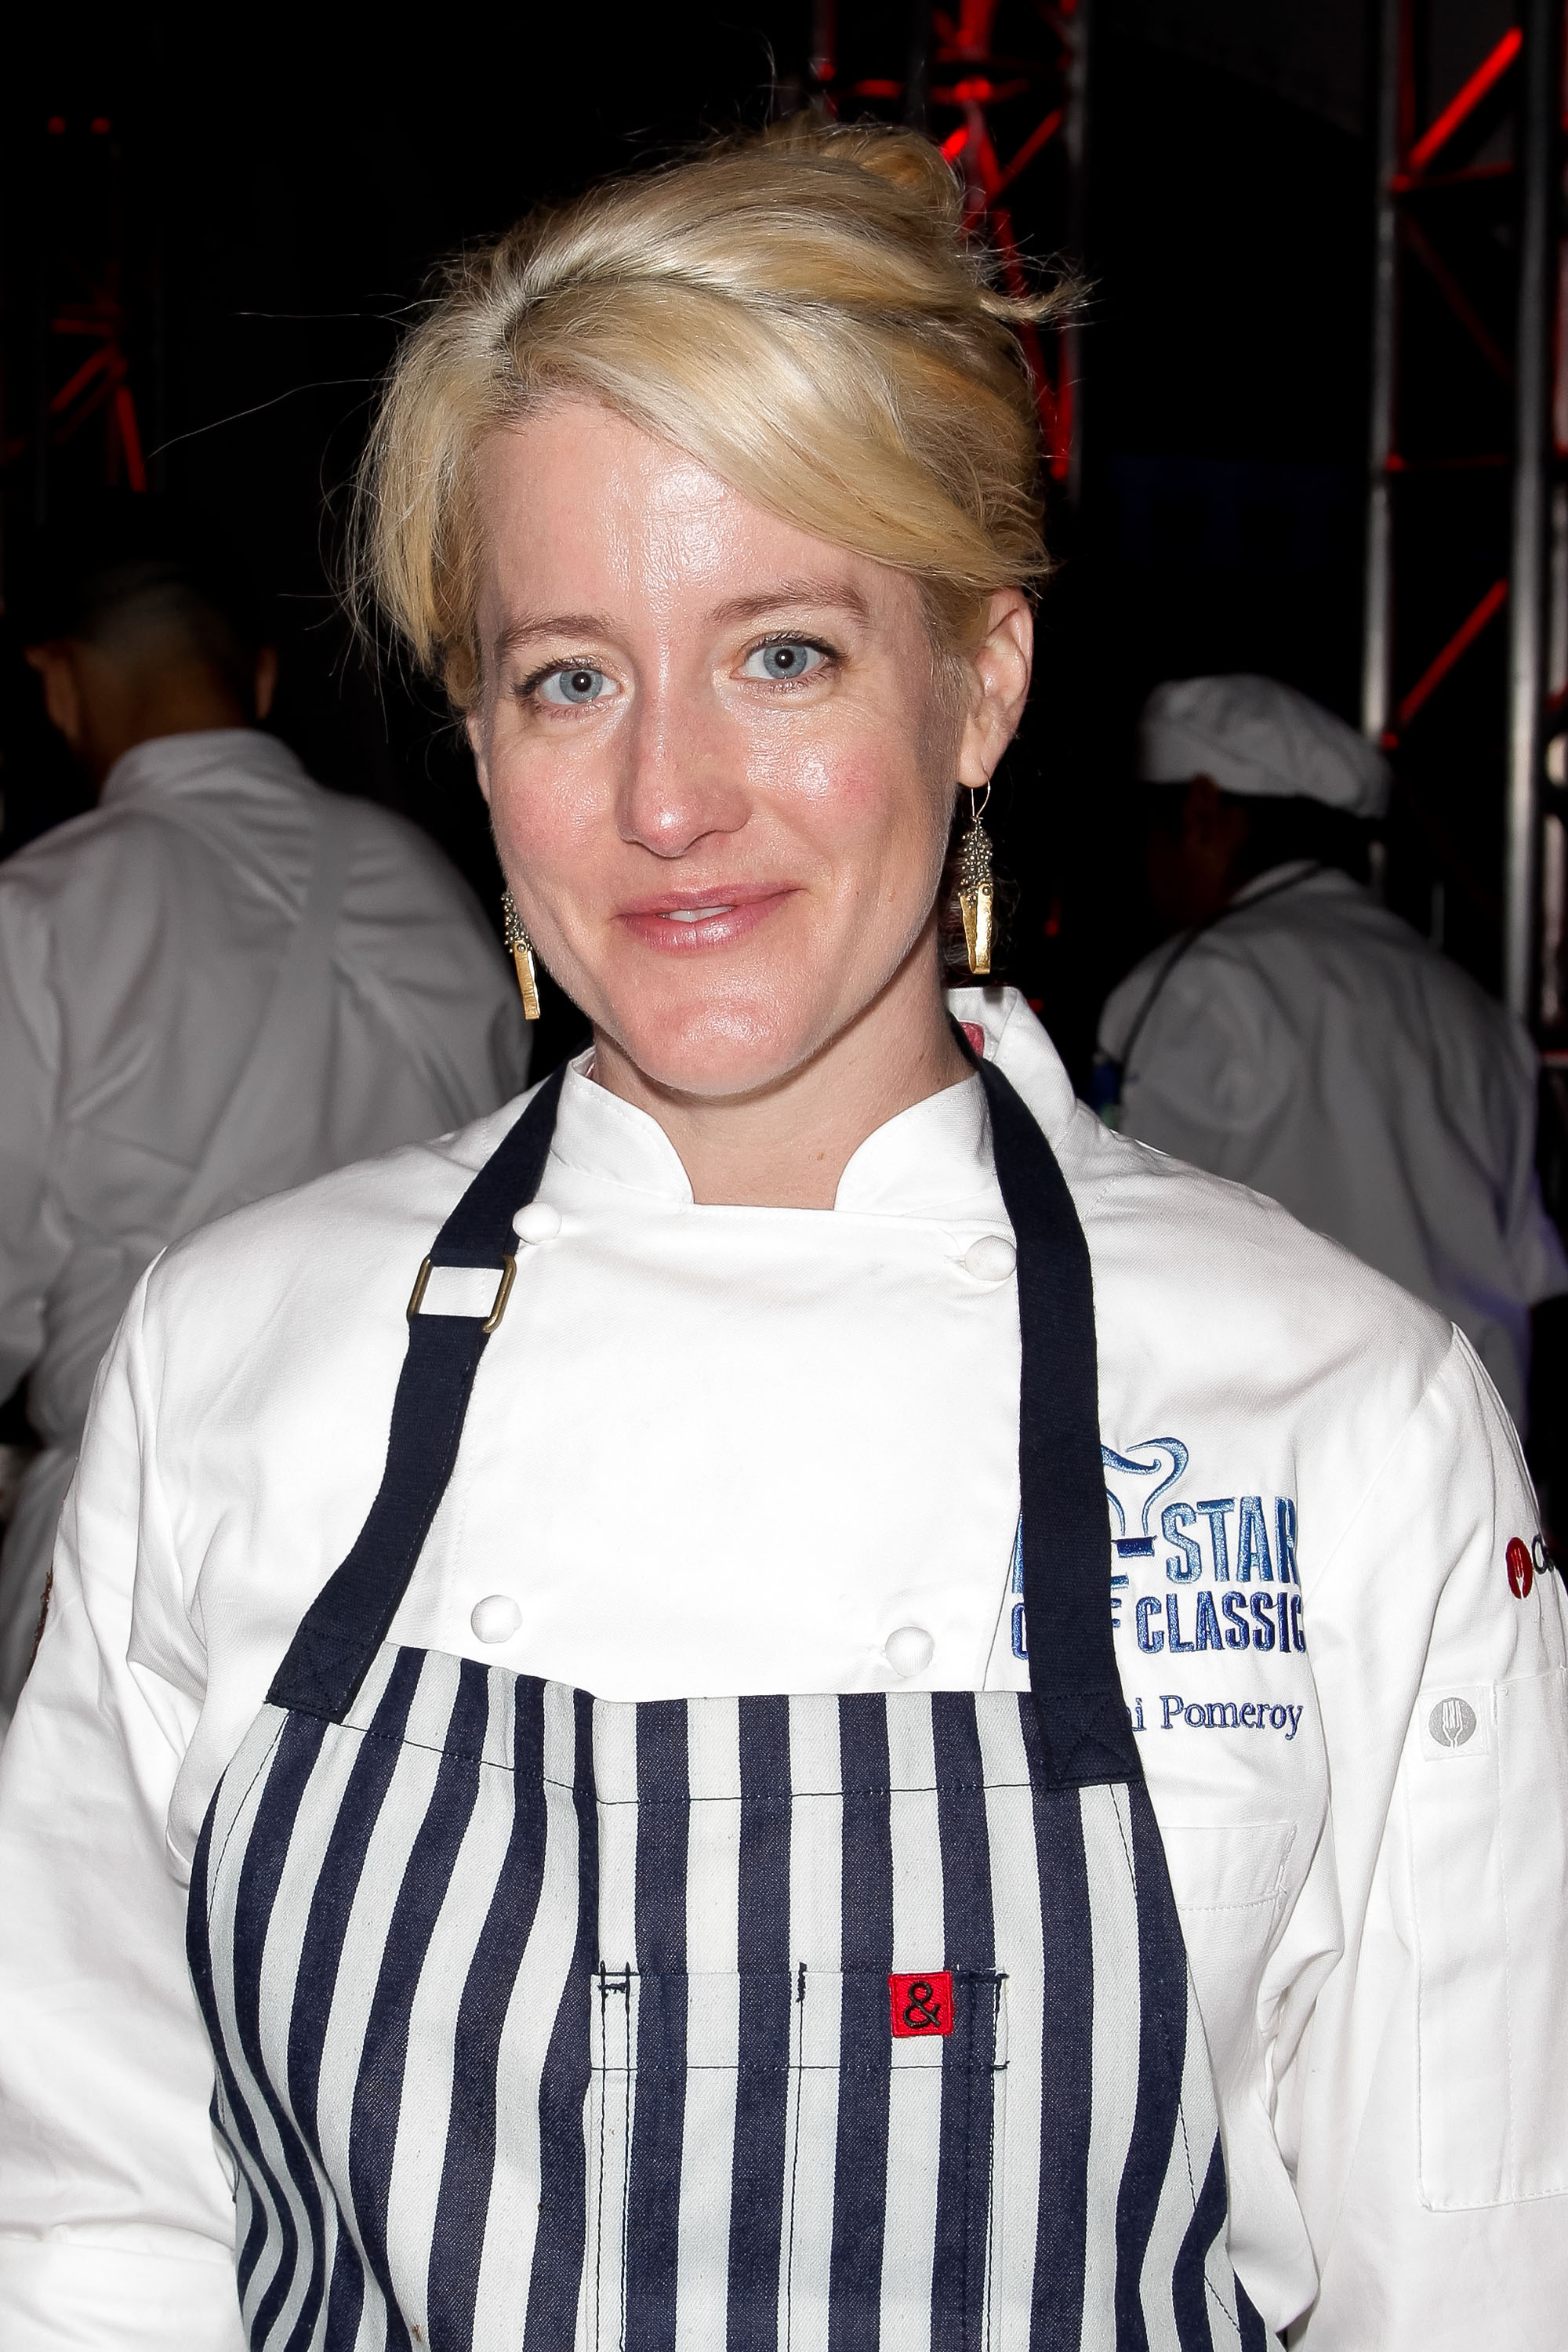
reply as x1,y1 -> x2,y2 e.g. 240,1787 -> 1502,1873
24,643 -> 84,749
466,706 -> 494,808
1182,774 -> 1225,842
253,647 -> 280,722
956,590 -> 1033,788
1188,773 -> 1252,849
1183,774 -> 1252,889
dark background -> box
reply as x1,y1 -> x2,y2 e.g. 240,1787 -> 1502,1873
0,0 -> 1517,1083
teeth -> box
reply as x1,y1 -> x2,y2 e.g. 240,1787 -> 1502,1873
663,906 -> 731,921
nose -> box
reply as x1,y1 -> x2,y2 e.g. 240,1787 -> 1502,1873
616,678 -> 750,860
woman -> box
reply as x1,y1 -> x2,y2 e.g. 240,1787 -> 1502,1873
0,123 -> 1562,2352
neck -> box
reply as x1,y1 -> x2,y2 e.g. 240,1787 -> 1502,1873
89,666 -> 251,792
590,939 -> 972,1209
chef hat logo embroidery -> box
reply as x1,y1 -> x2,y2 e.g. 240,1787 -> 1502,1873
1102,1438 -> 1189,1557
1428,1696 -> 1478,1750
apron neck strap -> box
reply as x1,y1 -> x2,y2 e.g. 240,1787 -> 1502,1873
268,1056 -> 1141,1791
266,1064 -> 566,1719
978,1061 -> 1142,1787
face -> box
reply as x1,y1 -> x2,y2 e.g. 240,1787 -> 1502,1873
467,402 -> 1029,1099
1143,775 -> 1252,931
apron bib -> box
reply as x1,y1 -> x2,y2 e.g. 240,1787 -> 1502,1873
187,1062 -> 1268,2352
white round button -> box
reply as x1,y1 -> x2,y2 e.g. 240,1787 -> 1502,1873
884,1624 -> 935,1678
470,1594 -> 521,1644
513,1202 -> 562,1244
963,1235 -> 1016,1283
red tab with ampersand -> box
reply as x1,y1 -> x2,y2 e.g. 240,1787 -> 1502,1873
889,1970 -> 953,2037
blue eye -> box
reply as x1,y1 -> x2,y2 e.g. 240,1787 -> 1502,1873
537,663 -> 612,706
741,640 -> 828,682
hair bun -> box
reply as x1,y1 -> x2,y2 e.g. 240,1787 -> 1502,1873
791,120 -> 964,217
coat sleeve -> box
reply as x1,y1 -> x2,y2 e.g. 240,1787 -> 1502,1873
0,880 -> 67,1404
0,1274 -> 244,2350
1497,1025 -> 1568,1307
1099,944 -> 1296,1165
1279,1330 -> 1568,2347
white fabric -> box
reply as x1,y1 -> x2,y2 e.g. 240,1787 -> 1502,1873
0,728 -> 531,1715
1099,866 -> 1568,1425
1137,675 -> 1392,816
0,988 -> 1563,2350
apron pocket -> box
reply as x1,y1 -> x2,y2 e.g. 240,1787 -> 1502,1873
583,1965 -> 1006,2350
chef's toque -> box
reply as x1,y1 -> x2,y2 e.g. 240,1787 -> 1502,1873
1137,674 -> 1391,818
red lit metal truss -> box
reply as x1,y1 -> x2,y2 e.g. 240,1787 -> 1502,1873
1363,0 -> 1566,1022
42,288 -> 147,494
805,0 -> 1088,498
2,114 -> 148,521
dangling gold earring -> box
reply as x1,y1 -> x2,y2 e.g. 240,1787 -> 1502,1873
956,782 -> 994,977
501,888 -> 542,1021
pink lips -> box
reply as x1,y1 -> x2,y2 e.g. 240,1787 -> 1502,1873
616,884 -> 794,953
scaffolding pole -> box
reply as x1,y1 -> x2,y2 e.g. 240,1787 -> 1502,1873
1362,0 -> 1403,749
1505,0 -> 1555,1017
1361,0 -> 1568,1022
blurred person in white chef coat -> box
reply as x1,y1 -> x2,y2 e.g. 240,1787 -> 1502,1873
0,508 -> 531,1726
0,127 -> 1565,2352
1094,673 -> 1568,1430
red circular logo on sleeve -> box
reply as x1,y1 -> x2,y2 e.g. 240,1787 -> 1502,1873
1507,1537 -> 1534,1599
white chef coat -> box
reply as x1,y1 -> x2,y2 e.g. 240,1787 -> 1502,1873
0,727 -> 531,1722
0,986 -> 1563,2350
1098,862 -> 1568,1426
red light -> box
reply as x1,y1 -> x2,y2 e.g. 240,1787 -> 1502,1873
46,115 -> 66,136
91,117 -> 111,136
994,107 -> 1064,198
1393,578 -> 1509,734
941,126 -> 968,162
1408,27 -> 1522,172
114,384 -> 147,494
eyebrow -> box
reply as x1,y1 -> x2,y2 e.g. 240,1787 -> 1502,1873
492,579 -> 873,661
494,612 -> 616,659
705,579 -> 873,627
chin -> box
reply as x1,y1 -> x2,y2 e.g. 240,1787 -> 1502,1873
607,985 -> 828,1102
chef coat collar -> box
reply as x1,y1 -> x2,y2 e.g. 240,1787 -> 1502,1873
546,983 -> 1079,1219
1230,858 -> 1360,910
100,728 -> 307,810
949,982 -> 1077,1145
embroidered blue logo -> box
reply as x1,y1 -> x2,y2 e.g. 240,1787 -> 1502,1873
1008,1439 -> 1304,1667
1102,1439 -> 1189,1557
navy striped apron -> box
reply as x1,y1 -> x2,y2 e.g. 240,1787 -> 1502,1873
187,1061 -> 1268,2352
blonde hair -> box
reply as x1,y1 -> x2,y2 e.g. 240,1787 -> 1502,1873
354,120 -> 1070,706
